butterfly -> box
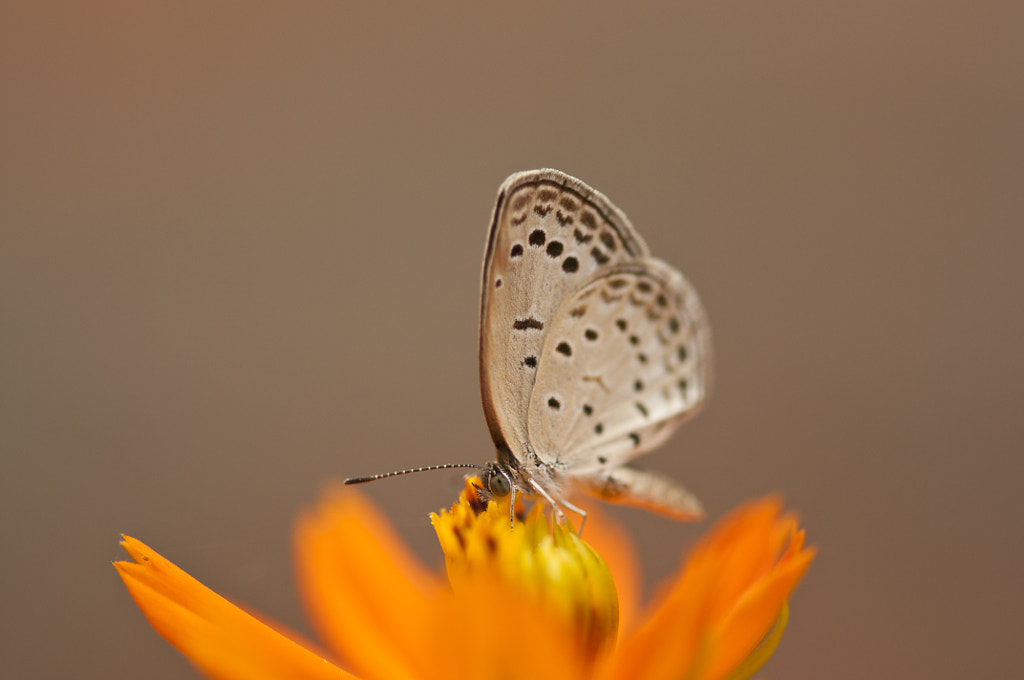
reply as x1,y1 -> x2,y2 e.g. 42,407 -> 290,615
347,169 -> 712,524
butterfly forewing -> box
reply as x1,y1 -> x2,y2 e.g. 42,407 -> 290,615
527,259 -> 711,475
479,170 -> 648,457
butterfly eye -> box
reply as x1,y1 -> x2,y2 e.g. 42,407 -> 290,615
487,470 -> 512,497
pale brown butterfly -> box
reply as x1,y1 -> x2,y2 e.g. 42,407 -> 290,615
347,169 -> 712,525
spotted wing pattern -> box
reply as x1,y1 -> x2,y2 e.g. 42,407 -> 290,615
527,260 -> 711,474
479,170 -> 648,459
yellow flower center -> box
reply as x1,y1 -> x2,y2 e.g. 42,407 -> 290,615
430,478 -> 619,665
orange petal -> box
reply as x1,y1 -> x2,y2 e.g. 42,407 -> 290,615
700,498 -> 791,624
607,554 -> 715,680
424,580 -> 589,680
572,502 -> 642,636
114,536 -> 353,680
293,487 -> 444,680
700,539 -> 816,680
607,497 -> 813,680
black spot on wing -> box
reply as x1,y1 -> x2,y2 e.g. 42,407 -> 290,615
546,241 -> 564,257
562,257 -> 579,273
555,341 -> 572,356
523,356 -> 537,368
529,229 -> 546,246
510,244 -> 523,258
513,317 -> 544,331
548,397 -> 561,410
591,247 -> 610,266
584,329 -> 598,341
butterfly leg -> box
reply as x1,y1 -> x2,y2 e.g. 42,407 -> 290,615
557,496 -> 589,535
508,483 -> 517,528
526,477 -> 569,526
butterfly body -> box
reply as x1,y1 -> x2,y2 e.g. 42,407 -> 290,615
478,170 -> 712,521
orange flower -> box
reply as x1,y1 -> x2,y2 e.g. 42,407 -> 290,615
115,480 -> 814,680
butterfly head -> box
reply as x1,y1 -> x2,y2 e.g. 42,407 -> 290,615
478,461 -> 513,499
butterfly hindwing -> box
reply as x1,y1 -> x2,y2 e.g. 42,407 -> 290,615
574,464 -> 704,520
527,259 -> 712,475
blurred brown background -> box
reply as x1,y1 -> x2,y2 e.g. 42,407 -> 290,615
3,2 -> 1021,678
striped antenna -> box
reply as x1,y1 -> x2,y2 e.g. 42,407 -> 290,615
344,463 -> 481,485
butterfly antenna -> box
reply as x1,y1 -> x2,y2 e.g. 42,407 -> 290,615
344,463 -> 481,485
